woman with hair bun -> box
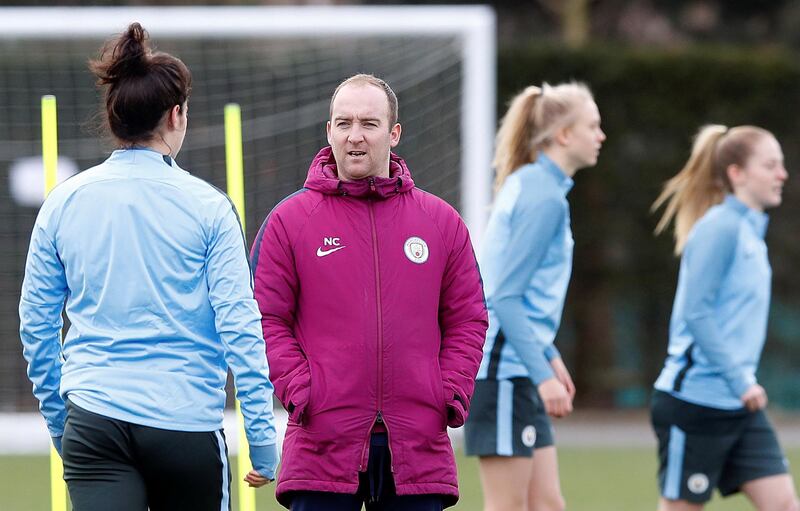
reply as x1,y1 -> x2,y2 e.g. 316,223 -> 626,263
19,22 -> 278,510
651,125 -> 798,510
464,82 -> 605,511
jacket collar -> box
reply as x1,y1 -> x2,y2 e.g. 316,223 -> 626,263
303,146 -> 415,199
108,147 -> 176,168
724,194 -> 769,239
537,153 -> 574,194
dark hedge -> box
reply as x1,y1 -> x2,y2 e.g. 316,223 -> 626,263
497,43 -> 800,408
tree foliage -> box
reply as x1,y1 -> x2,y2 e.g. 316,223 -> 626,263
498,43 -> 800,407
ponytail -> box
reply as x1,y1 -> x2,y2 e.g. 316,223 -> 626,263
89,22 -> 191,145
653,124 -> 774,254
652,125 -> 728,255
493,86 -> 542,191
492,82 -> 594,193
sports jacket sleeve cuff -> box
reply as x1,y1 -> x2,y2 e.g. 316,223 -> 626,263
729,372 -> 756,401
530,365 -> 556,386
543,344 -> 561,362
51,436 -> 63,457
527,349 -> 556,385
445,393 -> 467,428
249,443 -> 279,480
45,410 -> 66,438
46,424 -> 65,438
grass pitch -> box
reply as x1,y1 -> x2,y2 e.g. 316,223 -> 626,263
2,448 -> 798,510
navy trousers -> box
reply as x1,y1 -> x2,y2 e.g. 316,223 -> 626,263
290,433 -> 445,511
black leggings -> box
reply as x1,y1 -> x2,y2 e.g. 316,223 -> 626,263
62,400 -> 231,511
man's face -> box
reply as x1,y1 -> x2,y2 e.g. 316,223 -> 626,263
327,83 -> 401,182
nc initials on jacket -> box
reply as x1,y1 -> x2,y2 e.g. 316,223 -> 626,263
323,237 -> 341,246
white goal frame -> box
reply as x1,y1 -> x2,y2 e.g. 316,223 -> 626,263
0,5 -> 496,245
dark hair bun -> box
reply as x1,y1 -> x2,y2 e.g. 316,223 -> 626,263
89,22 -> 192,144
92,22 -> 150,85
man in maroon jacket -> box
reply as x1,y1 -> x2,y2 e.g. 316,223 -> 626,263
251,74 -> 488,510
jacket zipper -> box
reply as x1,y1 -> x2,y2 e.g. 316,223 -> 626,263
358,188 -> 392,472
358,411 -> 394,472
377,411 -> 394,473
368,188 -> 383,421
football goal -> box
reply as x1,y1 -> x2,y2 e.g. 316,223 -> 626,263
0,4 -> 495,412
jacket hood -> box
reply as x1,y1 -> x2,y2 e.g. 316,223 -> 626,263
303,146 -> 415,199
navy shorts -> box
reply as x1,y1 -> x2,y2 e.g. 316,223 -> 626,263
650,390 -> 789,503
464,377 -> 554,457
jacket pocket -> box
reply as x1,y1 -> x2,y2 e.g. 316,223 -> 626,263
287,399 -> 304,424
287,370 -> 313,427
434,362 -> 448,430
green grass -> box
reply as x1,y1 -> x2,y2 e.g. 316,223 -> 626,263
2,449 -> 799,510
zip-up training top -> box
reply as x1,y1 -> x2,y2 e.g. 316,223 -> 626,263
19,148 -> 278,475
477,154 -> 574,384
655,195 -> 772,410
251,147 -> 488,507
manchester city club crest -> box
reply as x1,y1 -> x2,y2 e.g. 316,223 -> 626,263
403,236 -> 429,264
521,425 -> 537,448
687,473 -> 709,494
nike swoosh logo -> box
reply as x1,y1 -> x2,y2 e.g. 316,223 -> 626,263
316,246 -> 346,257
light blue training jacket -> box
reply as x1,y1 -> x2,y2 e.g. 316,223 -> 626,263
19,148 -> 278,473
654,195 -> 771,410
476,153 -> 574,384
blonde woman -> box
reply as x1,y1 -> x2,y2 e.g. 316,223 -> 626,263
464,83 -> 605,511
651,125 -> 798,511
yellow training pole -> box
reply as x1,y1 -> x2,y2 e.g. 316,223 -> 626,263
42,96 -> 59,196
225,103 -> 256,511
42,94 -> 68,511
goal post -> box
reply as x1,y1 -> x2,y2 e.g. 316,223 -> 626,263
0,5 -> 495,244
0,8 -> 496,498
1,5 -> 495,507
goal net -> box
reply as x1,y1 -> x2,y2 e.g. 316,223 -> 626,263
0,6 -> 495,412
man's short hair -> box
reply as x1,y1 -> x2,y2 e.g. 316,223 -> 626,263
329,74 -> 399,127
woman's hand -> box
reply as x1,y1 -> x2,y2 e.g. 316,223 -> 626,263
244,469 -> 273,488
538,377 -> 573,418
741,384 -> 768,412
549,357 -> 576,400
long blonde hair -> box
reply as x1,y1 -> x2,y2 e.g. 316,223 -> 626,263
652,124 -> 773,254
493,82 -> 594,192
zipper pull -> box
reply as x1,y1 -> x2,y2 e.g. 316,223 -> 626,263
376,411 -> 384,423
369,177 -> 376,192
